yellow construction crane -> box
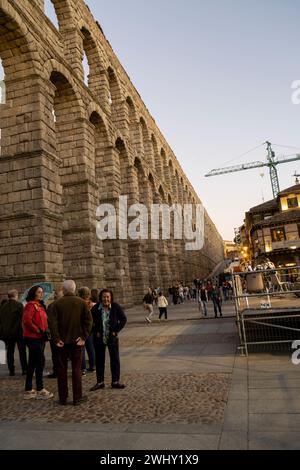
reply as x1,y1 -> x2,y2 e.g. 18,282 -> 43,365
205,141 -> 300,198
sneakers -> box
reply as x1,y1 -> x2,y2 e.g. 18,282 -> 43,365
24,389 -> 37,399
145,316 -> 152,323
36,389 -> 54,400
82,370 -> 87,376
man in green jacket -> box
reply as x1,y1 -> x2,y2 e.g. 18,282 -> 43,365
48,280 -> 92,406
0,290 -> 27,376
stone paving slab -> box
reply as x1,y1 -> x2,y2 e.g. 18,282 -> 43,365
249,432 -> 300,450
218,430 -> 248,450
249,399 -> 300,414
249,413 -> 300,431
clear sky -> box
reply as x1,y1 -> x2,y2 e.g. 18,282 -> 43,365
46,0 -> 300,240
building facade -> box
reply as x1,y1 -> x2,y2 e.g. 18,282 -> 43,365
0,0 -> 224,305
240,184 -> 300,269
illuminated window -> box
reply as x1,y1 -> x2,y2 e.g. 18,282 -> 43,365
287,197 -> 298,209
271,227 -> 285,242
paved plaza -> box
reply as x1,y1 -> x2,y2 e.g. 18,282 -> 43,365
0,300 -> 300,450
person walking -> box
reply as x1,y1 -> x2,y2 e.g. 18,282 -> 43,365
22,286 -> 53,400
48,280 -> 92,406
157,292 -> 168,320
78,286 -> 96,375
90,289 -> 127,392
143,288 -> 154,323
198,285 -> 209,317
0,289 -> 27,376
211,285 -> 223,318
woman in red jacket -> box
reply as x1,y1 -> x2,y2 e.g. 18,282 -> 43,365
22,286 -> 53,400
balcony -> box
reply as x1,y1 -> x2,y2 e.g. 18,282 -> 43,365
272,239 -> 300,250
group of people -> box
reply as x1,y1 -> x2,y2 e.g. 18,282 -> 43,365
0,281 -> 127,405
142,277 -> 231,322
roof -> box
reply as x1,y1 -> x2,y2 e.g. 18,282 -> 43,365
249,184 -> 300,213
278,184 -> 300,197
249,198 -> 278,213
252,209 -> 300,228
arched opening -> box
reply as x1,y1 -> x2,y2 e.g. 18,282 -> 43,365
81,27 -> 102,93
0,59 -> 4,156
89,111 -> 109,199
126,96 -> 137,148
151,135 -> 160,179
115,137 -> 128,195
49,70 -> 86,279
44,0 -> 59,30
139,118 -> 154,169
108,67 -> 122,123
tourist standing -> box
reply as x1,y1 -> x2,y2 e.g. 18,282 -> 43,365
0,289 -> 27,376
48,280 -> 92,406
78,286 -> 96,374
211,285 -> 223,318
199,285 -> 209,317
46,289 -> 64,379
90,289 -> 127,391
158,292 -> 168,320
22,286 -> 53,400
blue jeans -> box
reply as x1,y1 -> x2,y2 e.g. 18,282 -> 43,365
200,301 -> 208,316
81,334 -> 95,370
24,338 -> 45,391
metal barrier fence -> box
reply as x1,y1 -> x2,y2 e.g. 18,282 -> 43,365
231,266 -> 300,355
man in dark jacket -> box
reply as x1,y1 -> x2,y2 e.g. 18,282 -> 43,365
0,290 -> 27,376
90,289 -> 127,391
48,280 -> 92,406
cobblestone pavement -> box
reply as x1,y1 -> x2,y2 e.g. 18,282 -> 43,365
0,371 -> 230,425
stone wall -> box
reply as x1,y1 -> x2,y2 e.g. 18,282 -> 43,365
0,0 -> 224,305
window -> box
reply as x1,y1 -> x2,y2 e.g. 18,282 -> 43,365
271,227 -> 285,242
287,197 -> 298,209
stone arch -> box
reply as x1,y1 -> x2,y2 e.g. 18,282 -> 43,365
151,134 -> 162,180
89,111 -> 110,199
46,69 -> 92,280
43,59 -> 85,116
44,0 -> 73,32
159,185 -> 165,202
108,66 -> 123,124
80,26 -> 103,93
139,117 -> 154,169
0,1 -> 40,157
126,96 -> 138,150
160,147 -> 171,186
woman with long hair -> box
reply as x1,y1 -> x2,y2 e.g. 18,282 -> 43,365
22,285 -> 53,400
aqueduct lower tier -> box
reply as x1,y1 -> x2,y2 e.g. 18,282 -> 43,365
0,0 -> 224,305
